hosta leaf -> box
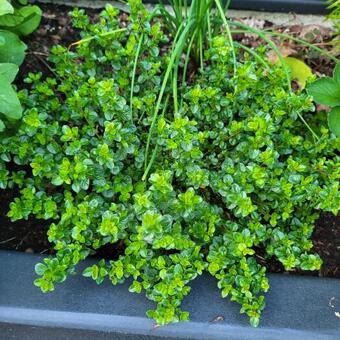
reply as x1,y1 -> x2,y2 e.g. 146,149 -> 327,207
0,30 -> 26,65
0,74 -> 22,120
328,106 -> 340,137
0,0 -> 13,16
0,62 -> 18,83
284,57 -> 312,89
307,77 -> 340,106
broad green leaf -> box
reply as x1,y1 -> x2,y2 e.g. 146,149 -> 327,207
0,11 -> 25,28
284,57 -> 312,89
0,30 -> 26,65
0,74 -> 22,119
0,118 -> 5,132
334,63 -> 340,85
328,106 -> 340,137
0,0 -> 13,16
10,5 -> 42,36
307,77 -> 340,106
0,62 -> 18,83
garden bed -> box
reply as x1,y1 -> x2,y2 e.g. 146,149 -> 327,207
0,0 -> 339,335
1,3 -> 339,278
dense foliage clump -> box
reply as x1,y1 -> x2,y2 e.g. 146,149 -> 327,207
0,1 -> 339,327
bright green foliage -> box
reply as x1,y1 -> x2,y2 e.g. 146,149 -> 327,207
0,1 -> 339,328
0,0 -> 41,132
307,63 -> 340,136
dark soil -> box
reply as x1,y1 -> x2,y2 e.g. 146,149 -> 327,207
1,3 -> 339,278
312,213 -> 340,277
0,188 -> 52,255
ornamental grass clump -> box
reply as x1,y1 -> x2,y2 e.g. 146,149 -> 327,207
0,0 -> 339,327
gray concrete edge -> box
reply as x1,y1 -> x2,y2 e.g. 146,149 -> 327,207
0,250 -> 339,339
0,306 -> 337,340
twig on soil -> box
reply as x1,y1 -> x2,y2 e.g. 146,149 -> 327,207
16,232 -> 31,250
29,50 -> 59,79
0,237 -> 16,244
27,51 -> 49,57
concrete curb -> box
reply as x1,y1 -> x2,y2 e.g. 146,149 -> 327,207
0,250 -> 339,339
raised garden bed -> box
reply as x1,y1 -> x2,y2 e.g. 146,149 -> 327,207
0,1 -> 339,338
1,2 -> 338,277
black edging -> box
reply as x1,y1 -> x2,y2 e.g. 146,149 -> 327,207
35,0 -> 328,14
0,250 -> 339,339
145,0 -> 328,14
230,0 -> 327,14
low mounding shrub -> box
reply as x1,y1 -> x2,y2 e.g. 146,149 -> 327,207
0,0 -> 339,327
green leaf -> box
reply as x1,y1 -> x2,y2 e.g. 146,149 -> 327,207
250,316 -> 260,327
0,10 -> 25,28
334,63 -> 340,85
283,57 -> 312,89
10,5 -> 42,36
0,74 -> 22,119
0,0 -> 13,16
0,30 -> 26,65
35,263 -> 47,276
129,280 -> 142,293
0,62 -> 18,82
307,77 -> 340,107
328,106 -> 340,137
0,3 -> 41,34
34,277 -> 54,292
82,266 -> 94,278
208,262 -> 220,274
